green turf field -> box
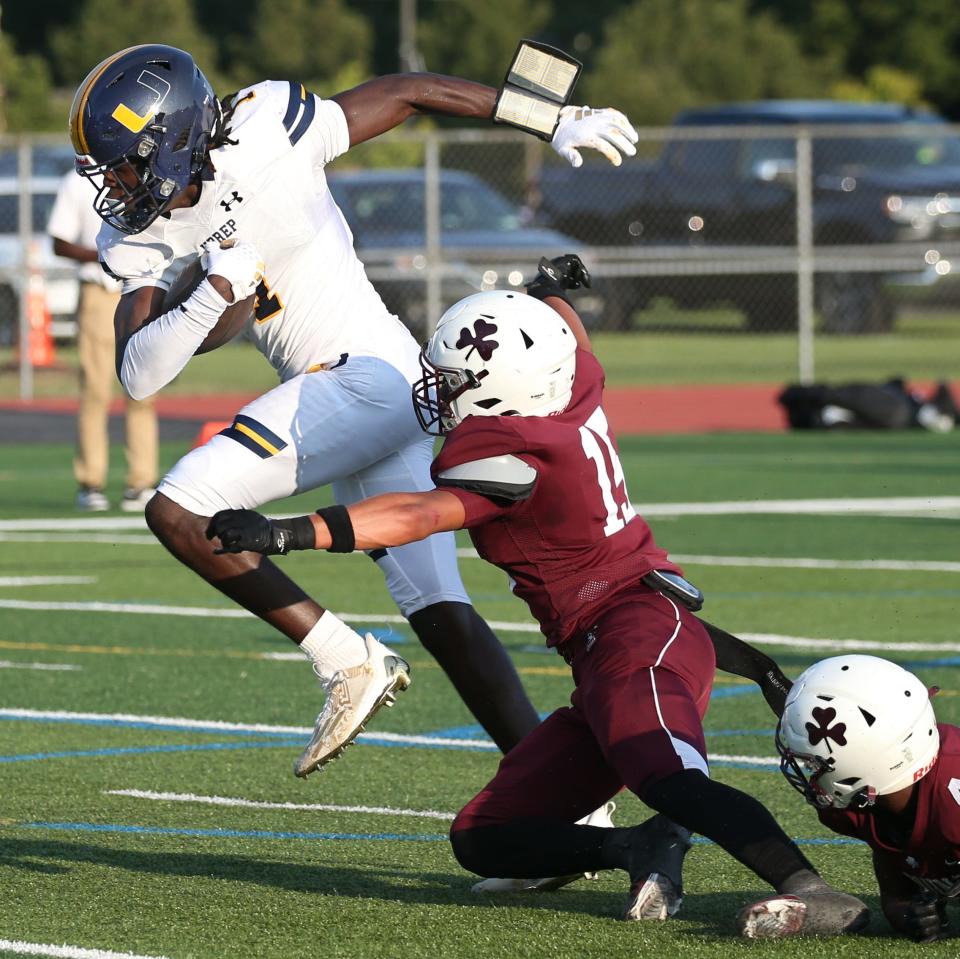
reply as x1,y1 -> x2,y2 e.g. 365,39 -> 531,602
1,430 -> 959,958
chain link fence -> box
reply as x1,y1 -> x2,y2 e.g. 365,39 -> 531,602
3,120 -> 959,397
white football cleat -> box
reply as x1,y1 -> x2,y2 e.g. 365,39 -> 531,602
623,872 -> 683,921
736,891 -> 869,939
737,895 -> 808,939
294,633 -> 410,778
470,801 -> 616,894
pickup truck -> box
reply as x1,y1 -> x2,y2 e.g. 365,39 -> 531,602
537,100 -> 960,332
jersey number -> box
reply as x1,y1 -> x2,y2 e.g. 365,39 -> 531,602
948,778 -> 960,806
579,406 -> 636,537
254,277 -> 283,323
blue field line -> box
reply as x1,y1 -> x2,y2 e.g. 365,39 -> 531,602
8,819 -> 865,848
17,821 -> 447,841
709,729 -> 775,737
0,740 -> 303,763
710,760 -> 778,771
0,714 -> 300,737
420,724 -> 498,740
0,712 -> 778,766
363,627 -> 408,644
709,684 -> 755,699
902,657 -> 960,669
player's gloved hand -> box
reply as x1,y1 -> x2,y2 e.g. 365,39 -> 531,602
207,508 -> 299,555
526,253 -> 590,303
203,240 -> 264,303
551,106 -> 638,168
903,892 -> 949,942
539,254 -> 591,290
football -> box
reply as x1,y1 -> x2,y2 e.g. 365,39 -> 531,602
162,255 -> 257,354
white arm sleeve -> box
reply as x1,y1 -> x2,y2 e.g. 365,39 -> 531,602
120,280 -> 230,401
305,96 -> 350,167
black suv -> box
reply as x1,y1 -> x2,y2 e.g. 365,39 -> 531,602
538,100 -> 960,332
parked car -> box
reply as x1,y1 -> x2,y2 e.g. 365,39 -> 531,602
537,101 -> 960,332
327,168 -> 595,334
0,176 -> 81,346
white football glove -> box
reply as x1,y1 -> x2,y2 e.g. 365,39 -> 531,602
551,106 -> 639,168
203,240 -> 264,303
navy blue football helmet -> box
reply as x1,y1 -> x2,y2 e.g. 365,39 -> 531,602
69,44 -> 219,234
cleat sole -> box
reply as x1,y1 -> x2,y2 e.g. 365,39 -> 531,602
294,666 -> 411,778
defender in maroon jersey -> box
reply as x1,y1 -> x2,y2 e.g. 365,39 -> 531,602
778,654 -> 959,941
207,255 -> 866,938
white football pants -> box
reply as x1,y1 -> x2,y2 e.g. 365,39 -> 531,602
158,355 -> 470,616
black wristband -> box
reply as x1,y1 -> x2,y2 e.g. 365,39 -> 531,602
316,505 -> 356,553
272,515 -> 317,553
525,276 -> 573,307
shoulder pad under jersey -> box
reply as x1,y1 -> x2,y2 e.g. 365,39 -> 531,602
436,454 -> 537,502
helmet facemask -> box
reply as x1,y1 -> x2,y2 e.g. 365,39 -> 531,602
76,132 -> 177,234
69,45 -> 218,234
776,723 -> 876,810
412,350 -> 485,435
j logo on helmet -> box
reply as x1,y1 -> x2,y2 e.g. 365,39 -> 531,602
112,70 -> 172,133
805,706 -> 847,752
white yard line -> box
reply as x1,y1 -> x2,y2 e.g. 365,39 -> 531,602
0,599 -> 543,633
2,599 -> 960,651
637,496 -> 960,517
0,706 -> 780,767
105,789 -> 456,820
1,495 -> 957,535
672,555 -> 960,573
0,940 -> 171,959
0,707 -> 488,748
2,535 -> 955,571
740,633 -> 960,654
0,661 -> 80,671
456,548 -> 960,573
0,533 -> 159,545
0,518 -> 148,531
0,576 -> 97,587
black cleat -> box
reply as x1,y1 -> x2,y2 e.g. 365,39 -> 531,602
622,814 -> 692,921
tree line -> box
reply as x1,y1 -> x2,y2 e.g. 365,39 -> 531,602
2,0 -> 959,134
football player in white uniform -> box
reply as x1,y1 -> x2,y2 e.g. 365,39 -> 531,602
68,44 -> 639,777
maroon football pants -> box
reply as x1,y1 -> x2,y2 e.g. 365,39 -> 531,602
452,586 -> 716,832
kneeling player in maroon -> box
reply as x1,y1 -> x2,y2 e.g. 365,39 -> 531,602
207,256 -> 866,937
778,654 -> 958,941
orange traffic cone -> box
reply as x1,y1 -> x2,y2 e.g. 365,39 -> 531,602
192,420 -> 232,449
25,271 -> 56,368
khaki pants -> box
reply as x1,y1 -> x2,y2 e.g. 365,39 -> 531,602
74,283 -> 158,491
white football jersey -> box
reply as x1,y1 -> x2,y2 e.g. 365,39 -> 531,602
99,80 -> 420,383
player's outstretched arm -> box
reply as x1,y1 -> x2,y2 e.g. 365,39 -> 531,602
697,618 -> 793,717
525,253 -> 593,352
333,74 -> 496,146
206,490 -> 466,556
332,74 -> 636,167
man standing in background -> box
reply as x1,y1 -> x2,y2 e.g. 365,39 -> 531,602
48,168 -> 158,512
